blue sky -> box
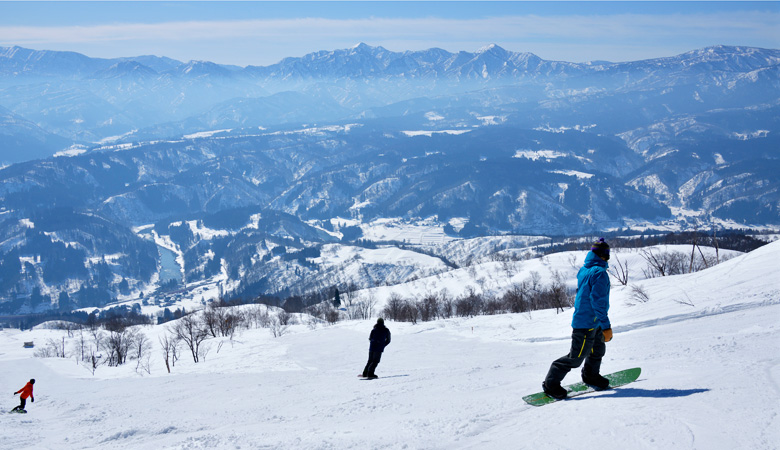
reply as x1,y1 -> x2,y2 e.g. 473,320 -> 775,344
1,1 -> 778,66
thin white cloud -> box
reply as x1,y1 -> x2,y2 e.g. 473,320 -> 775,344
1,12 -> 777,64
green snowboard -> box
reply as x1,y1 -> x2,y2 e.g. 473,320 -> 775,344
523,367 -> 641,407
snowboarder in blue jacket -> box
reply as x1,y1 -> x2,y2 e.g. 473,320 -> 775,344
543,238 -> 613,399
362,318 -> 391,379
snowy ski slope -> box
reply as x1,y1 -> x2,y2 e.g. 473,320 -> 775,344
1,241 -> 778,449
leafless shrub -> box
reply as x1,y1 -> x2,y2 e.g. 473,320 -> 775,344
277,310 -> 294,326
270,317 -> 289,338
567,253 -> 579,270
673,291 -> 696,307
34,337 -> 67,358
198,342 -> 212,361
246,304 -> 271,329
324,307 -> 340,325
629,284 -> 650,304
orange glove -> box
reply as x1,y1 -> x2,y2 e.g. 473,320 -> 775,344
603,328 -> 613,342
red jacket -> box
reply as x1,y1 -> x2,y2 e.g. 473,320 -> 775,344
15,382 -> 33,400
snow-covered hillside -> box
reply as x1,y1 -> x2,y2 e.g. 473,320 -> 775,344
1,242 -> 778,449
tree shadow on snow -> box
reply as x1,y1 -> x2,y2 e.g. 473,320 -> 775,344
575,387 -> 710,400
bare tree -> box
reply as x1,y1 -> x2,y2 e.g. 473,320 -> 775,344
340,282 -> 360,319
712,225 -> 720,264
75,328 -> 89,362
455,289 -> 483,318
546,271 -> 572,314
382,293 -> 406,321
172,313 -> 210,363
105,328 -> 137,366
34,337 -> 67,358
202,303 -> 221,338
401,300 -> 419,324
133,331 -> 152,374
353,291 -> 377,320
85,328 -> 106,374
609,253 -> 630,286
159,332 -> 179,374
218,306 -> 243,339
482,296 -> 504,315
641,248 -> 686,278
417,293 -> 441,322
529,271 -> 543,294
55,321 -> 81,338
439,290 -> 454,319
503,282 -> 530,313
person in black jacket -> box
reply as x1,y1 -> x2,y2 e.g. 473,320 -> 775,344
362,318 -> 391,379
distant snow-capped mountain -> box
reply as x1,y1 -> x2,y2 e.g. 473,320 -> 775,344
0,43 -> 778,313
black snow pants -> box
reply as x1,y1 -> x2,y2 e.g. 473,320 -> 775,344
363,351 -> 382,377
12,397 -> 26,411
545,327 -> 606,385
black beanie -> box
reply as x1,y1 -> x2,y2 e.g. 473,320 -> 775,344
377,318 -> 384,326
591,238 -> 610,261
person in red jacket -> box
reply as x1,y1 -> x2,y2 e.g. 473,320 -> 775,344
12,379 -> 34,412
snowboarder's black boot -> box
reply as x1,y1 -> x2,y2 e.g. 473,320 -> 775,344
582,372 -> 610,390
542,381 -> 567,400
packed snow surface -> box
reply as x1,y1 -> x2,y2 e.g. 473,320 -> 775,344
1,242 -> 779,449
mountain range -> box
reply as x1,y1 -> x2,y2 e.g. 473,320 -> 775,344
0,43 -> 778,313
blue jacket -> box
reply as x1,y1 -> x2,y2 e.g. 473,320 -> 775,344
369,325 -> 391,353
571,251 -> 611,330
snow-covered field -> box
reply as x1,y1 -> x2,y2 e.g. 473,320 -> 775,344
1,242 -> 779,449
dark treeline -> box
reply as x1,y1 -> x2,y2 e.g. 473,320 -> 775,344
2,288 -> 323,330
381,272 -> 573,324
545,231 -> 768,255
3,303 -> 154,331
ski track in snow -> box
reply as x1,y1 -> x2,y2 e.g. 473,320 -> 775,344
1,242 -> 780,449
